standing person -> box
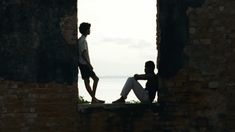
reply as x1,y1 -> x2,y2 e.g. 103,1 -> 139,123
78,22 -> 104,103
112,61 -> 158,103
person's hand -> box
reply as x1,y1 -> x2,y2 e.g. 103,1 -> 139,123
89,65 -> 93,70
134,74 -> 139,80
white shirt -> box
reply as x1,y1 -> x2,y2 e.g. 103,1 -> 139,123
77,35 -> 90,65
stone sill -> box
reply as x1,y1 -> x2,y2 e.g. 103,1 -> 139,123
78,103 -> 160,113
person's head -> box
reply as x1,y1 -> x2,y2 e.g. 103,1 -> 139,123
79,22 -> 91,36
145,61 -> 155,74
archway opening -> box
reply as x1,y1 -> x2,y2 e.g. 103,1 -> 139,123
77,0 -> 157,103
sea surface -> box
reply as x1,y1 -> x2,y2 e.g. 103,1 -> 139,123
78,76 -> 157,103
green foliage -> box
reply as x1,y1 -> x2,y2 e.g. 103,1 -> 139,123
126,100 -> 140,104
126,100 -> 158,104
78,96 -> 89,104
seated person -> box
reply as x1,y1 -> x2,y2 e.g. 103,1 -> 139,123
112,61 -> 158,103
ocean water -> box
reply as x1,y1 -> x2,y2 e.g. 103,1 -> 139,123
78,76 -> 158,103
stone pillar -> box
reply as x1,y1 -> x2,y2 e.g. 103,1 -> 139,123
158,0 -> 235,131
0,0 -> 78,83
0,0 -> 79,131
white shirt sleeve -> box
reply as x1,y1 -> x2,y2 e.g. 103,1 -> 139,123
78,36 -> 90,64
79,39 -> 87,53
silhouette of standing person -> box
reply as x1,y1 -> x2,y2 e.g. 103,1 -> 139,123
78,22 -> 104,103
112,61 -> 158,103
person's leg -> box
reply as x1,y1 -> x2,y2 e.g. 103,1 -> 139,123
113,77 -> 142,103
80,65 -> 95,99
80,65 -> 99,102
84,78 -> 104,103
87,70 -> 104,103
91,75 -> 99,96
120,77 -> 142,98
84,78 -> 95,98
132,85 -> 150,103
121,77 -> 149,102
90,75 -> 104,103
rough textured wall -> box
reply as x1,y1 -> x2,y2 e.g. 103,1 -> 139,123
1,0 -> 234,131
158,0 -> 235,131
77,104 -> 160,132
0,0 -> 78,83
0,81 -> 78,132
157,0 -> 204,78
0,0 -> 79,131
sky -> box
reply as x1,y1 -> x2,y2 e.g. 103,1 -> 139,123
77,0 -> 157,77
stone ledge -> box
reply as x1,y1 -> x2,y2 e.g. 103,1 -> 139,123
78,103 -> 160,113
77,103 -> 161,132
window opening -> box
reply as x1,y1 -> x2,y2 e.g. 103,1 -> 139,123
77,0 -> 157,103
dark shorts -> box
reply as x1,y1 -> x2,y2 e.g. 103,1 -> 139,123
79,64 -> 96,79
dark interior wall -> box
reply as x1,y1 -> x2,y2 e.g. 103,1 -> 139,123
157,0 -> 235,131
0,0 -> 78,84
0,1 -> 79,132
157,0 -> 205,78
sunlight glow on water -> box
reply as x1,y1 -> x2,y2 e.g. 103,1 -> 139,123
78,76 -> 157,104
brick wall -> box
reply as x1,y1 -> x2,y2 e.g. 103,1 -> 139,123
0,81 -> 78,132
77,104 -> 160,132
158,0 -> 235,131
0,0 -> 78,83
0,0 -> 79,131
0,0 -> 234,131
77,1 -> 235,131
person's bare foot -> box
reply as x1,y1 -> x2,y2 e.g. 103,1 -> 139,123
112,97 -> 125,104
91,98 -> 105,104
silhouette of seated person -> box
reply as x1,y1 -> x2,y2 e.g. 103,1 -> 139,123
112,61 -> 158,103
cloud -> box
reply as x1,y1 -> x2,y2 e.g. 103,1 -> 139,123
100,37 -> 153,49
128,40 -> 153,49
101,38 -> 134,45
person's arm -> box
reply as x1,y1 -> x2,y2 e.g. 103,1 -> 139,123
134,74 -> 147,80
134,74 -> 154,80
82,50 -> 93,69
